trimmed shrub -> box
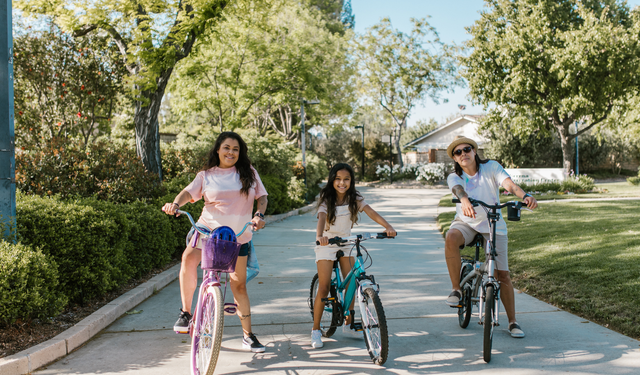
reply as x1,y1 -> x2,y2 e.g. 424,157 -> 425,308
561,175 -> 595,193
16,193 -> 132,303
0,241 -> 67,325
261,174 -> 293,215
628,176 -> 640,185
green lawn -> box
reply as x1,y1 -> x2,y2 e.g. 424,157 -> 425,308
437,199 -> 640,339
439,181 -> 640,207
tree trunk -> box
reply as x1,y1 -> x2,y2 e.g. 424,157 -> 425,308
134,69 -> 173,182
556,124 -> 573,176
395,124 -> 403,168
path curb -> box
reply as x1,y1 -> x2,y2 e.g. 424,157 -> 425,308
0,202 -> 315,375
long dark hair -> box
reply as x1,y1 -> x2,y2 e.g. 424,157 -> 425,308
203,132 -> 255,196
454,150 -> 490,177
317,163 -> 362,226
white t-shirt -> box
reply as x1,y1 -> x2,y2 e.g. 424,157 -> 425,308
446,160 -> 510,235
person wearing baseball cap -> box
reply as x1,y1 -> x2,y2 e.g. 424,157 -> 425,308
444,136 -> 537,338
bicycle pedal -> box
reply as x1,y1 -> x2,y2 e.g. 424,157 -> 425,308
224,303 -> 237,316
351,322 -> 364,331
321,297 -> 336,302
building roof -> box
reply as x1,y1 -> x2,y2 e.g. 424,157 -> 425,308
404,114 -> 485,149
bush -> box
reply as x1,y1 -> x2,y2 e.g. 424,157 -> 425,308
629,176 -> 640,185
16,194 -> 133,303
16,137 -> 162,203
376,163 -> 446,184
560,175 -> 595,193
261,174 -> 294,215
0,241 -> 67,325
518,181 -> 562,193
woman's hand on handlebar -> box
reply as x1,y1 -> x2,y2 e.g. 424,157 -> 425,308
251,216 -> 265,230
460,197 -> 477,218
384,226 -> 397,238
162,202 -> 180,216
316,235 -> 329,246
523,195 -> 538,210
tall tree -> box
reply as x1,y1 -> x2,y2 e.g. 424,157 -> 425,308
356,17 -> 459,167
17,0 -> 233,179
168,0 -> 354,140
464,0 -> 640,174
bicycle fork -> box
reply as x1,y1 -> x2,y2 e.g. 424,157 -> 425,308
356,279 -> 379,331
478,281 -> 501,327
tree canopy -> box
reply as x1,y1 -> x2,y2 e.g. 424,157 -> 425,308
356,17 -> 460,166
464,0 -> 640,174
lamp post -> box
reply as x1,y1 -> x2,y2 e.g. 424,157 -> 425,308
0,0 -> 15,239
575,121 -> 579,176
355,125 -> 364,181
301,98 -> 320,201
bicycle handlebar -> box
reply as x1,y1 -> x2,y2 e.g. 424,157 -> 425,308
316,232 -> 393,245
175,210 -> 254,237
451,197 -> 523,210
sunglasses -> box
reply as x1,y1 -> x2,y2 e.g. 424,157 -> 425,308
453,146 -> 474,156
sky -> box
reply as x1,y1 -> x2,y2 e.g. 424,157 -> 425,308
351,0 -> 640,128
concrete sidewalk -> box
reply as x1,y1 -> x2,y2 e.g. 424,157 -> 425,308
28,187 -> 640,374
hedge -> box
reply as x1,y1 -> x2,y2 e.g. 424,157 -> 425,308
14,193 -> 203,305
0,241 -> 67,325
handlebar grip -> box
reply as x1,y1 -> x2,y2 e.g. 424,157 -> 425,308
452,199 -> 460,203
315,241 -> 320,245
316,237 -> 344,245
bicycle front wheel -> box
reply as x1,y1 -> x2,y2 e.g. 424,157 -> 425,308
309,273 -> 339,338
360,287 -> 389,366
458,264 -> 473,328
191,285 -> 224,375
483,284 -> 495,363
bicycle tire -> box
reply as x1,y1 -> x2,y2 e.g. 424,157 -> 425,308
191,285 -> 224,375
309,273 -> 339,338
458,263 -> 473,328
360,287 -> 389,366
483,284 -> 495,363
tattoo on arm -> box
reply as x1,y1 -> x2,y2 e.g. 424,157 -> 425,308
452,185 -> 468,199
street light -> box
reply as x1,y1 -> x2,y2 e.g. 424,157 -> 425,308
301,98 -> 320,201
354,125 -> 365,181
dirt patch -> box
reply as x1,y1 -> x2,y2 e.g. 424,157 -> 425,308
0,259 -> 180,359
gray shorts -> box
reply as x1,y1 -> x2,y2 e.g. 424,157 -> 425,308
449,220 -> 509,272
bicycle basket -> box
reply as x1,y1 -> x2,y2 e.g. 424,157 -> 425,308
201,226 -> 242,272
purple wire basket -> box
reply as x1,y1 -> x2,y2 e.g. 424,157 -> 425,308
202,238 -> 242,272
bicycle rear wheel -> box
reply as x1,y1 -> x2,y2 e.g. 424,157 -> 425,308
360,287 -> 389,366
191,285 -> 224,375
458,263 -> 473,328
309,273 -> 339,338
483,285 -> 495,363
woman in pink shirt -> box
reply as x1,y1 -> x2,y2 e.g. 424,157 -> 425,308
162,132 -> 269,353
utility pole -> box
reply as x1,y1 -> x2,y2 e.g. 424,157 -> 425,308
575,121 -> 579,176
0,0 -> 15,239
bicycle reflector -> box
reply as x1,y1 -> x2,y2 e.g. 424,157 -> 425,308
507,202 -> 521,221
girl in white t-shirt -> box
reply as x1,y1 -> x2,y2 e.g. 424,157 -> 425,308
311,163 -> 396,349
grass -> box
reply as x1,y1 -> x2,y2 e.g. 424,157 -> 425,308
437,200 -> 640,339
439,181 -> 640,207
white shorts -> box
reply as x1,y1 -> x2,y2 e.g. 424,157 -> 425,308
449,220 -> 509,272
314,245 -> 342,263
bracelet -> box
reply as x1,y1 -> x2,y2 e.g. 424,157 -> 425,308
254,212 -> 264,219
172,202 -> 180,209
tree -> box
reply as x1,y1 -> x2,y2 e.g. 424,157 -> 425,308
464,0 -> 640,174
168,0 -> 354,140
356,17 -> 460,167
401,118 -> 439,149
14,24 -> 126,148
17,0 -> 233,179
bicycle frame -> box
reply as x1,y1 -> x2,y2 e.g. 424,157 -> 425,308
332,244 -> 374,320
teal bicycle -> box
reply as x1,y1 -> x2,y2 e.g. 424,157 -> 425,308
309,232 -> 393,365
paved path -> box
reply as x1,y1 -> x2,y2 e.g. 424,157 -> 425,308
36,187 -> 640,374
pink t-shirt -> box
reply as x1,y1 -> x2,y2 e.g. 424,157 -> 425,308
184,166 -> 268,244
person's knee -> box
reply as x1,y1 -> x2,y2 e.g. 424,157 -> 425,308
445,229 -> 464,249
497,271 -> 512,284
231,281 -> 247,295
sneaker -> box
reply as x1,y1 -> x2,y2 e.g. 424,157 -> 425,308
446,290 -> 462,307
311,329 -> 324,348
242,332 -> 266,353
173,309 -> 192,334
509,322 -> 525,338
342,323 -> 363,338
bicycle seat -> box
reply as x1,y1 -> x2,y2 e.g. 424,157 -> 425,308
460,233 -> 484,249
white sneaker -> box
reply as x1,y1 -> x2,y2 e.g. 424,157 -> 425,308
311,329 -> 323,348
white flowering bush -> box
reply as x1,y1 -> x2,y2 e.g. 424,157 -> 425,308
416,163 -> 447,184
376,162 -> 446,184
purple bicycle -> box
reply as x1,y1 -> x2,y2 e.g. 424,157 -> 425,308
176,209 -> 253,375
